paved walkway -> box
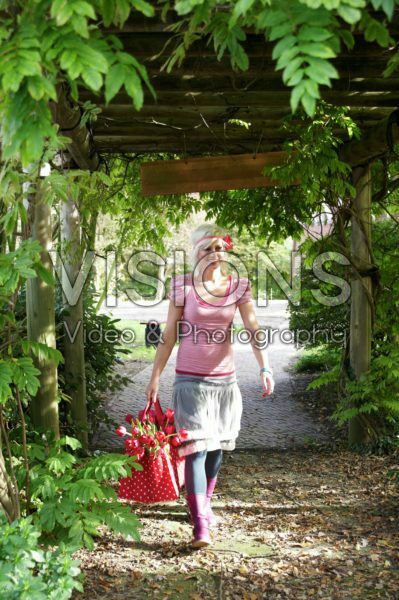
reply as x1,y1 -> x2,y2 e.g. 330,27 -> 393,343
93,300 -> 333,450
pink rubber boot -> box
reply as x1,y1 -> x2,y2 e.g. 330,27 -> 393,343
186,493 -> 212,548
206,477 -> 220,527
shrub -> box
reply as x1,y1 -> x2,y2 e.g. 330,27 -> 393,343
0,512 -> 83,600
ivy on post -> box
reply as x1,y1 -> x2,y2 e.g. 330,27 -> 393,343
349,164 -> 373,446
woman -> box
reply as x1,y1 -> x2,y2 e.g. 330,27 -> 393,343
145,223 -> 275,548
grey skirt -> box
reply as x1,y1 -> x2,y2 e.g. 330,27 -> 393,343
171,372 -> 243,457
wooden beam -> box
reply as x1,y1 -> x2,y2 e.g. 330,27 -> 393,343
140,151 -> 298,195
115,32 -> 396,59
95,141 -> 281,153
81,89 -> 399,108
96,104 -> 394,121
50,83 -> 100,171
339,109 -> 399,166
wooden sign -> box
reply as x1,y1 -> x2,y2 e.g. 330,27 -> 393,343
140,151 -> 298,196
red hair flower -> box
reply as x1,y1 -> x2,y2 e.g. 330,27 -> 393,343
223,235 -> 234,251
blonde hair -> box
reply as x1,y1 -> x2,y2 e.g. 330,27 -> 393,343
189,223 -> 230,275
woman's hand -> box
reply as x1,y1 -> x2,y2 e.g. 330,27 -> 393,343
145,377 -> 159,404
261,372 -> 275,397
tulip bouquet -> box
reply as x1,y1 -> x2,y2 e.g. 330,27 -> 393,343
115,401 -> 187,503
115,407 -> 188,461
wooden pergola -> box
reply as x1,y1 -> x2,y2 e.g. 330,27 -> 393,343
52,10 -> 399,163
42,9 -> 399,448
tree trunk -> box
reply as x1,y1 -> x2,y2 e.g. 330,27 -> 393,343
60,195 -> 89,452
349,164 -> 373,445
0,424 -> 19,522
26,183 -> 60,438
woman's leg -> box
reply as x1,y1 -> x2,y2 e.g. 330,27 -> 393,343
184,449 -> 207,494
185,450 -> 211,546
204,450 -> 223,525
205,449 -> 223,479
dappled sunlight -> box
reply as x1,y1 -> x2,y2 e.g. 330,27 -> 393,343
72,448 -> 398,599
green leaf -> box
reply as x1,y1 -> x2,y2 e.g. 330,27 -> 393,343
124,68 -> 144,110
39,501 -> 57,531
297,42 -> 336,59
131,0 -> 155,17
306,57 -> 339,80
272,35 -> 297,61
68,479 -> 105,503
304,78 -> 320,99
305,58 -> 339,85
105,63 -> 125,103
232,42 -> 249,71
290,81 -> 306,113
297,26 -> 333,42
337,5 -> 362,24
70,14 -> 89,38
74,0 -> 97,19
82,68 -> 103,91
47,451 -> 76,475
12,357 -> 41,396
0,362 -> 13,403
282,56 -> 304,84
34,261 -> 55,286
339,28 -> 355,49
101,502 -> 142,539
268,22 -> 294,42
276,45 -> 300,70
51,0 -> 73,25
58,435 -> 82,450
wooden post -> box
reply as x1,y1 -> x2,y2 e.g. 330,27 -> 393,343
26,182 -> 60,438
60,194 -> 89,451
349,164 -> 373,445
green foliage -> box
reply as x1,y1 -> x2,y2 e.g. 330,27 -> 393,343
0,1 -> 155,165
163,0 -> 396,117
290,219 -> 399,441
0,512 -> 83,600
0,0 -> 397,166
288,235 -> 350,350
0,240 -> 64,404
293,344 -> 342,373
10,432 -> 143,550
202,102 -> 359,244
57,282 -> 133,441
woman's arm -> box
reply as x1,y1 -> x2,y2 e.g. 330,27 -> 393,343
238,300 -> 275,395
145,300 -> 184,402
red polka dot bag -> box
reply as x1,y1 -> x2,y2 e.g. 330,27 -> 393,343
116,396 -> 186,503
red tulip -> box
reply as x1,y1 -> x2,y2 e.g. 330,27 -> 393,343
124,438 -> 138,452
116,426 -> 127,437
165,425 -> 175,436
134,447 -> 145,459
156,431 -> 166,442
170,435 -> 181,447
125,413 -> 134,424
178,428 -> 188,440
165,408 -> 175,421
139,434 -> 149,445
132,426 -> 140,436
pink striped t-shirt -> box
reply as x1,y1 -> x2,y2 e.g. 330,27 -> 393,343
167,273 -> 253,376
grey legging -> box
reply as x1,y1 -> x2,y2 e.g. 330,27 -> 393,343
184,449 -> 223,494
